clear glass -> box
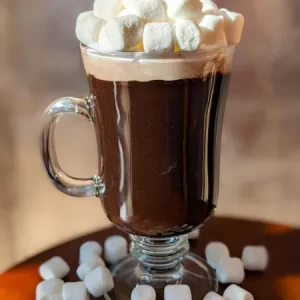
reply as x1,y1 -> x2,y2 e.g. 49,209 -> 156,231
40,45 -> 236,300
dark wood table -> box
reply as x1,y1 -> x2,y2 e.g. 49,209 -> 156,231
1,217 -> 299,299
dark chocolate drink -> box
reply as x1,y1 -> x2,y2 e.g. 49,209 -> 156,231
89,71 -> 231,237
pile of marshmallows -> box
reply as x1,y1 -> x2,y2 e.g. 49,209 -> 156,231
76,0 -> 244,53
36,231 -> 268,300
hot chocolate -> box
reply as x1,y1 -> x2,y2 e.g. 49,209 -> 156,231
85,52 -> 231,236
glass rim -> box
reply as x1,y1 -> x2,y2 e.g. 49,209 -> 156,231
80,44 -> 236,61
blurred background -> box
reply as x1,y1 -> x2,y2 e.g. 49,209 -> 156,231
0,0 -> 300,272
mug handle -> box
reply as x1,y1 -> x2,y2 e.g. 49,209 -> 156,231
40,96 -> 105,197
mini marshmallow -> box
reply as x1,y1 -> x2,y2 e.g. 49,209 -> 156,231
199,14 -> 227,48
201,0 -> 219,15
39,257 -> 70,280
63,282 -> 89,300
205,242 -> 230,269
165,0 -> 203,22
241,246 -> 269,271
84,266 -> 114,297
75,11 -> 105,45
118,9 -> 133,17
80,252 -> 105,266
36,278 -> 64,300
216,257 -> 245,284
143,23 -> 174,53
223,284 -> 254,300
97,27 -> 115,53
77,255 -> 105,280
188,229 -> 200,240
104,235 -> 128,264
41,295 -> 63,300
131,285 -> 156,300
219,9 -> 244,45
203,291 -> 225,300
94,0 -> 123,21
164,285 -> 192,300
123,0 -> 166,22
104,15 -> 143,51
175,20 -> 202,51
80,241 -> 102,257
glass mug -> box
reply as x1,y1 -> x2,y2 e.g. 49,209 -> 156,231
41,45 -> 235,300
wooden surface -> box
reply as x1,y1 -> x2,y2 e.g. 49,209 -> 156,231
1,217 -> 299,299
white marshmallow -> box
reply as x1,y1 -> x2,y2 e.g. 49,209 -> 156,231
188,229 -> 200,240
199,14 -> 227,48
75,11 -> 105,45
201,0 -> 219,15
104,15 -> 143,51
94,0 -> 123,21
219,8 -> 244,45
63,282 -> 89,300
39,257 -> 70,280
77,255 -> 105,280
123,0 -> 166,22
104,235 -> 128,264
41,295 -> 63,300
165,0 -> 203,22
203,291 -> 225,300
164,285 -> 192,300
80,241 -> 102,257
175,20 -> 202,51
205,242 -> 230,269
241,246 -> 268,271
223,284 -> 254,300
97,27 -> 115,53
36,278 -> 64,300
216,257 -> 245,284
143,23 -> 174,53
118,9 -> 133,17
131,285 -> 156,300
84,266 -> 114,297
80,253 -> 105,267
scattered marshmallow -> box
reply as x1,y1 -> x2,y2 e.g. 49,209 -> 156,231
223,284 -> 254,300
205,242 -> 230,269
104,15 -> 143,51
165,0 -> 203,22
201,0 -> 219,15
219,8 -> 244,45
77,255 -> 105,280
123,0 -> 166,22
241,246 -> 269,271
104,235 -> 128,264
188,229 -> 200,240
216,257 -> 245,284
94,0 -> 123,21
131,285 -> 156,300
36,278 -> 64,300
203,291 -> 225,300
63,282 -> 89,300
175,20 -> 202,51
164,285 -> 192,300
199,14 -> 227,48
143,23 -> 174,53
80,251 -> 105,266
39,257 -> 70,280
84,266 -> 114,297
80,241 -> 102,256
40,294 -> 62,299
75,11 -> 106,45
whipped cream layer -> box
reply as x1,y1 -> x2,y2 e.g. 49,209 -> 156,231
81,45 -> 235,81
76,0 -> 244,54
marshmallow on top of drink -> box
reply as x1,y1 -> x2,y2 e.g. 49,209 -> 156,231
76,0 -> 244,53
